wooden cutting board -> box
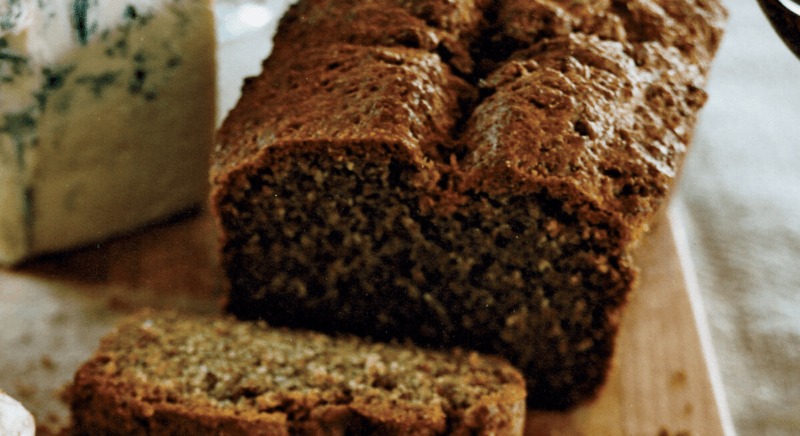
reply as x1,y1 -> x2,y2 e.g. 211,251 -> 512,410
0,206 -> 734,435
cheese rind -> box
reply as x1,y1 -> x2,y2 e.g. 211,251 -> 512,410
0,0 -> 216,265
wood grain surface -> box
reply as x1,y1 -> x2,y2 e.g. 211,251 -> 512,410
0,207 -> 733,435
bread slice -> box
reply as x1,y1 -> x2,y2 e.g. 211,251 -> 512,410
67,310 -> 526,436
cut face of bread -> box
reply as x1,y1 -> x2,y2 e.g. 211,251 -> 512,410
217,149 -> 632,410
67,311 -> 526,436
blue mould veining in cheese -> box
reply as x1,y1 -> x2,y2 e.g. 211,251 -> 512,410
0,0 -> 216,265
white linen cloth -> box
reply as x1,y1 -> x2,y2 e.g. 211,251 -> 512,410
678,0 -> 800,434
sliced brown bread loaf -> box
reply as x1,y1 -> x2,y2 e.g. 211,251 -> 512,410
67,310 -> 526,436
210,0 -> 726,410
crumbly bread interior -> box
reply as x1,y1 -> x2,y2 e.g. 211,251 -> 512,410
67,311 -> 526,436
221,151 -> 631,409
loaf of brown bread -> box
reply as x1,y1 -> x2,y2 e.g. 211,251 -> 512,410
67,310 -> 526,436
210,0 -> 726,410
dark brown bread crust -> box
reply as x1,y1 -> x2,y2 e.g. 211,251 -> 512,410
461,32 -> 711,235
267,0 -> 487,75
213,43 -> 473,175
67,311 -> 526,436
211,0 -> 726,410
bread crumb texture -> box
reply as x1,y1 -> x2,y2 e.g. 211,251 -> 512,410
67,311 -> 526,436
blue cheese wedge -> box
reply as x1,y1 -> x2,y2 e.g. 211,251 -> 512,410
0,0 -> 216,265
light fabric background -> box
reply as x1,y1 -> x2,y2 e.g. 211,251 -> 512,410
215,1 -> 800,434
678,0 -> 800,434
